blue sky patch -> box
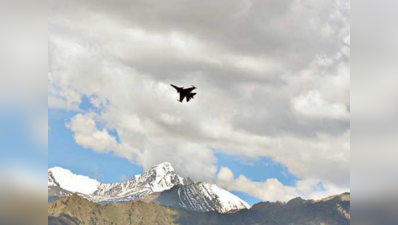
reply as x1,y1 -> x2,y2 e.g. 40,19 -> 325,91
215,151 -> 298,187
0,111 -> 47,172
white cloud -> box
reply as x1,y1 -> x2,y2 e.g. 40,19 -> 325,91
67,113 -> 119,152
160,113 -> 182,126
48,72 -> 81,111
217,167 -> 297,202
217,167 -> 348,202
66,113 -> 137,161
49,0 -> 350,201
292,90 -> 349,120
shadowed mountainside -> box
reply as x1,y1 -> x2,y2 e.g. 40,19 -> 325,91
48,193 -> 350,225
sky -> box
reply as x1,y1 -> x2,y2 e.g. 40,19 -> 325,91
47,0 -> 350,205
0,0 -> 47,193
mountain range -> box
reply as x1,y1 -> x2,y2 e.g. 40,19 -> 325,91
48,192 -> 350,225
48,162 -> 249,213
48,162 -> 350,225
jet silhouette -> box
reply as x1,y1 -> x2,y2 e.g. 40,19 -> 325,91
171,84 -> 197,102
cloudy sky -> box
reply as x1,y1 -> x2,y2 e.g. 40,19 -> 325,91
48,0 -> 350,204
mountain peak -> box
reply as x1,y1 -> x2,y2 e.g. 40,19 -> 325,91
150,162 -> 175,173
144,162 -> 178,180
48,162 -> 249,213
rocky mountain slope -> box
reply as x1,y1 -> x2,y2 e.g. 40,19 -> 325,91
141,182 -> 250,213
48,162 -> 249,213
48,193 -> 350,225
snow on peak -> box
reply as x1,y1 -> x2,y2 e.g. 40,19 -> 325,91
48,171 -> 58,187
48,167 -> 100,195
150,162 -> 175,174
200,183 -> 251,211
143,162 -> 184,192
48,163 -> 249,213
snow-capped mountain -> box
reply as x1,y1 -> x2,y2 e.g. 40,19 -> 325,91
48,162 -> 250,213
48,171 -> 58,187
48,167 -> 100,195
90,162 -> 189,203
142,182 -> 251,213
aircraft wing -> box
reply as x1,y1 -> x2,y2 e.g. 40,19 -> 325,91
171,84 -> 183,93
184,87 -> 195,93
179,93 -> 185,102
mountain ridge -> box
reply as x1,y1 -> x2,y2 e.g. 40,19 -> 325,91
48,192 -> 350,225
48,162 -> 250,213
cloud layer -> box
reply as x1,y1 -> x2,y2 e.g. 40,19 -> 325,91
49,0 -> 350,201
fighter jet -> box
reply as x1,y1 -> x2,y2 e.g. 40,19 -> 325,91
171,84 -> 197,103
